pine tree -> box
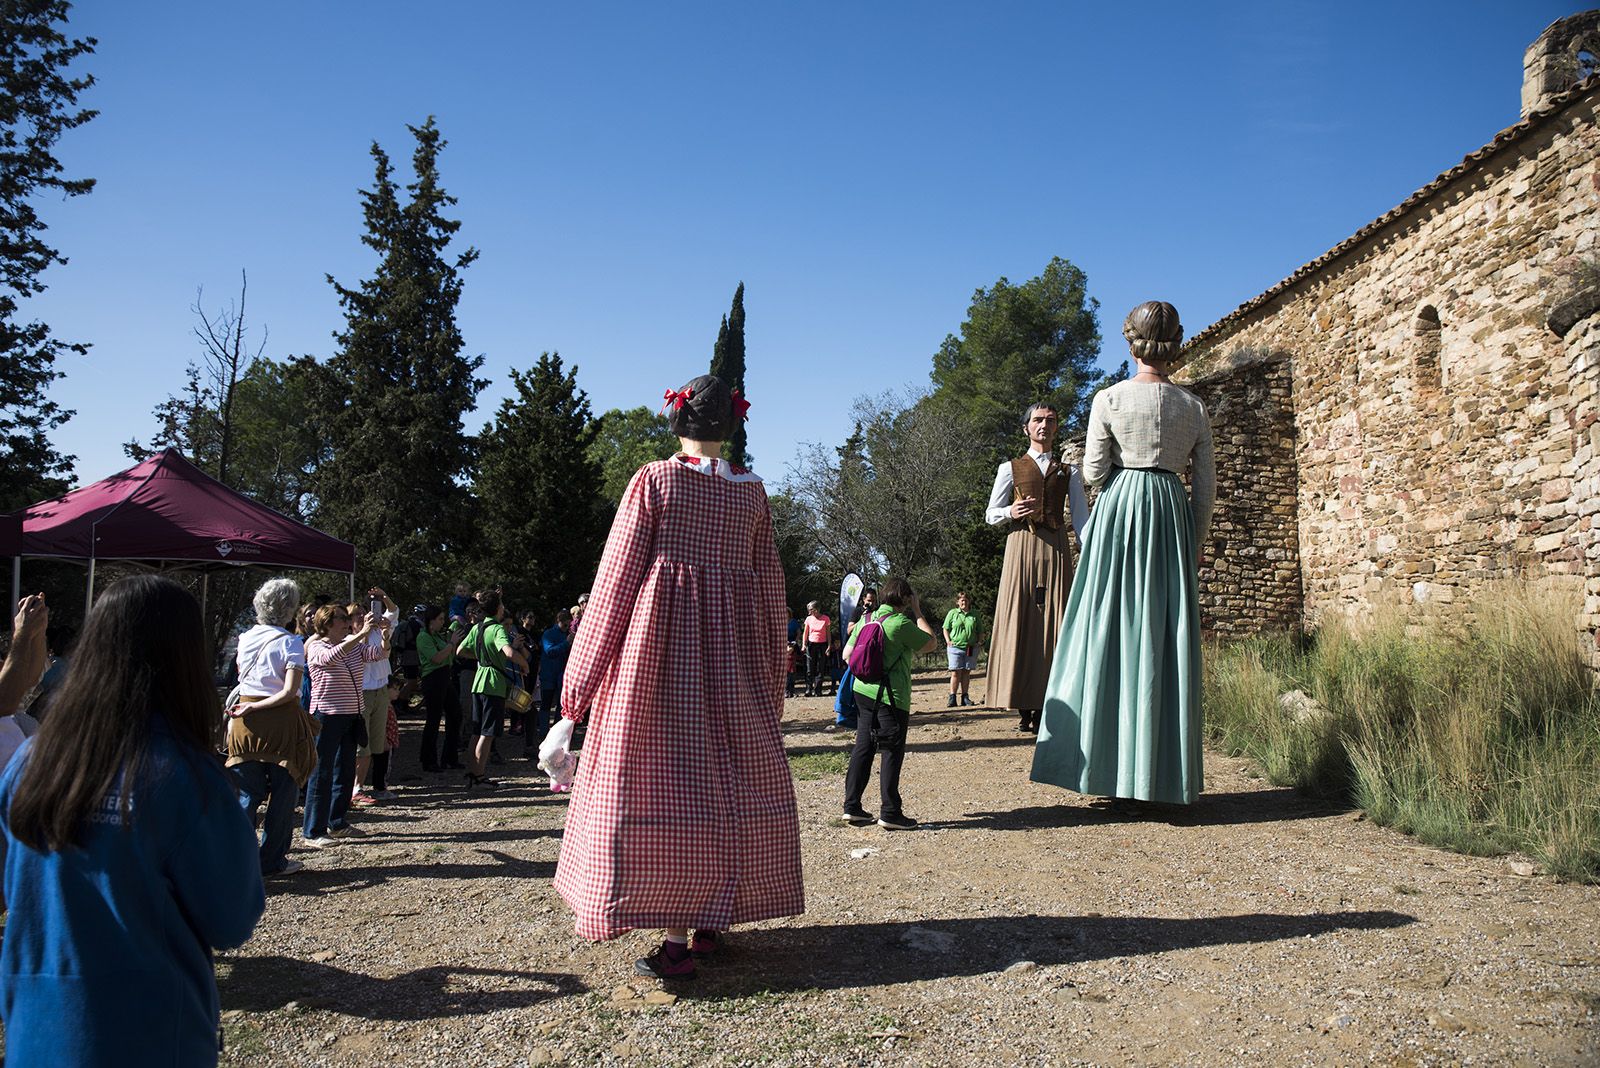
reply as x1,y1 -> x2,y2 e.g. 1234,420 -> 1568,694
473,353 -> 607,623
305,118 -> 485,600
708,281 -> 749,467
0,0 -> 96,510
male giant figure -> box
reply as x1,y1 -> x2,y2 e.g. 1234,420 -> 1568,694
985,402 -> 1086,733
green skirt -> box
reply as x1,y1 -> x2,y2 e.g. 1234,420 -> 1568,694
1030,468 -> 1203,804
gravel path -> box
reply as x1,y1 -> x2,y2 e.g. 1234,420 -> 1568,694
218,672 -> 1600,1066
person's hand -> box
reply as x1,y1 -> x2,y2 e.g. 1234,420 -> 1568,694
905,593 -> 922,619
1009,496 -> 1038,520
368,587 -> 387,601
12,593 -> 47,647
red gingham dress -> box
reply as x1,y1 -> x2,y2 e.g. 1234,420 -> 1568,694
553,456 -> 804,940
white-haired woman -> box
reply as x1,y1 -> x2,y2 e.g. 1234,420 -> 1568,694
227,577 -> 320,876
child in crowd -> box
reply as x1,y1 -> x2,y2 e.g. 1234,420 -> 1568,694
355,677 -> 403,805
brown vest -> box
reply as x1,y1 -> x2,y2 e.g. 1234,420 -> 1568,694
1011,455 -> 1069,531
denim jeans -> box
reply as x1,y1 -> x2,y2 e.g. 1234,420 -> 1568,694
233,760 -> 296,874
303,712 -> 359,837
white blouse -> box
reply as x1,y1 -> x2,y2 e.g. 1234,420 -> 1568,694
1082,381 -> 1215,541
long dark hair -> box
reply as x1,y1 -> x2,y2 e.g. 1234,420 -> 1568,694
9,575 -> 221,851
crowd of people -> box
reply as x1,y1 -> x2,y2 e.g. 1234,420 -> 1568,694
0,304 -> 1216,1057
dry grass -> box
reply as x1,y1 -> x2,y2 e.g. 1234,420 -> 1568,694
1205,583 -> 1600,881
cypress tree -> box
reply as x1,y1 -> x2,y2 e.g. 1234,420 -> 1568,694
0,0 -> 96,510
305,118 -> 485,600
473,353 -> 607,622
708,281 -> 749,467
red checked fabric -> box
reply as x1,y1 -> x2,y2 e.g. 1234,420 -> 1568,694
554,456 -> 803,940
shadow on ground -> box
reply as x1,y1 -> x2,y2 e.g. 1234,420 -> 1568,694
689,910 -> 1416,996
218,956 -> 585,1019
954,789 -> 1349,830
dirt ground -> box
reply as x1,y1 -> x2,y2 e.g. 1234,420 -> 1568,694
216,671 -> 1600,1067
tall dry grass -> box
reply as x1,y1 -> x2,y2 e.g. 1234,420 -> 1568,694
1204,584 -> 1600,882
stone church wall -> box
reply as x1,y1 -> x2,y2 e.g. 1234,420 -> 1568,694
1183,351 -> 1302,636
1181,91 -> 1600,664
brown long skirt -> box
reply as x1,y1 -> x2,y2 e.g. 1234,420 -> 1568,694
987,523 -> 1074,711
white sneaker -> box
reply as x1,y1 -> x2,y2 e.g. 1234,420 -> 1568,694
327,825 -> 367,838
301,835 -> 339,849
370,789 -> 398,801
266,859 -> 305,877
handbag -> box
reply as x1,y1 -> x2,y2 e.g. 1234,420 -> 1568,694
475,621 -> 534,712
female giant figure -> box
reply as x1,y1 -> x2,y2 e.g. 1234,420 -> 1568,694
1032,301 -> 1215,805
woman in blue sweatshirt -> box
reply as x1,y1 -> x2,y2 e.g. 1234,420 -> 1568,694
0,575 -> 265,1066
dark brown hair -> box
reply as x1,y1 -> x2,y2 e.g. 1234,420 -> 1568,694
8,576 -> 221,851
877,576 -> 915,610
666,374 -> 735,442
477,589 -> 503,619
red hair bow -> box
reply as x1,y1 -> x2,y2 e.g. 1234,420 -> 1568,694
732,389 -> 751,421
660,386 -> 694,413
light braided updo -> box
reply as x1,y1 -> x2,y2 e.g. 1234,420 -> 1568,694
1122,301 -> 1184,363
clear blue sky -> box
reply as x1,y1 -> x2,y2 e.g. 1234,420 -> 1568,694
29,0 -> 1572,487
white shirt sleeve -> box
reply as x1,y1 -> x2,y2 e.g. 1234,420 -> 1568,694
985,461 -> 1014,526
1067,466 -> 1087,538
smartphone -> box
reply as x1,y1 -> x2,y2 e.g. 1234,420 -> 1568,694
370,598 -> 383,618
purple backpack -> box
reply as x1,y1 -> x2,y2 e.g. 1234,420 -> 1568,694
846,618 -> 888,683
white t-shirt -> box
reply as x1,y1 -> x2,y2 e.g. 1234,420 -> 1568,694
363,608 -> 399,691
234,624 -> 307,698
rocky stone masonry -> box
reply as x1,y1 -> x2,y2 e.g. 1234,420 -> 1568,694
1180,87 -> 1600,665
1183,350 -> 1302,636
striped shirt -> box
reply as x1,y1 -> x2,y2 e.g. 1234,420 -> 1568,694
305,637 -> 381,716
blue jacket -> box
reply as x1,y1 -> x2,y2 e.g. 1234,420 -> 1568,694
1,724 -> 265,1066
538,624 -> 572,690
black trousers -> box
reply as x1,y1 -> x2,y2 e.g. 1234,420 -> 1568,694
805,642 -> 830,694
843,690 -> 908,818
419,669 -> 459,769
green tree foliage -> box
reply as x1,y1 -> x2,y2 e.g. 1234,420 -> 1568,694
303,118 -> 486,601
0,0 -> 96,511
784,390 -> 989,589
589,405 -> 676,505
768,490 -> 832,617
473,353 -> 607,624
929,256 -> 1104,463
708,281 -> 749,467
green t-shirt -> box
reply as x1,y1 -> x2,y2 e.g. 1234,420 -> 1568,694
943,608 -> 977,649
416,628 -> 450,678
467,620 -> 511,696
848,605 -> 928,710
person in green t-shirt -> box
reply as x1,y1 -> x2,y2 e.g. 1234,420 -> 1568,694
456,589 -> 528,790
839,577 -> 938,831
941,591 -> 982,708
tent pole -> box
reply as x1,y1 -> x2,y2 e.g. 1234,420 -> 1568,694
202,572 -> 209,622
10,556 -> 19,622
348,573 -> 355,603
86,555 -> 96,618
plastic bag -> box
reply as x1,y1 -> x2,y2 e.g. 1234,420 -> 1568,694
538,717 -> 578,789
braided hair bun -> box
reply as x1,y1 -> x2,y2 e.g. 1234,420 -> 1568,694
1123,301 -> 1184,363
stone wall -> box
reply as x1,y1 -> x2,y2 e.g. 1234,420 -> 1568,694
1184,351 -> 1302,636
1181,88 -> 1600,665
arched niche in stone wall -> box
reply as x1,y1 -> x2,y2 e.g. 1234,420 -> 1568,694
1414,304 -> 1443,394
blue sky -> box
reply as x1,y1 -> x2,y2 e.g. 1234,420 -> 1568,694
29,1 -> 1571,487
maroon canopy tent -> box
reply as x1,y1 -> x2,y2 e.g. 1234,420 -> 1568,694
8,447 -> 355,614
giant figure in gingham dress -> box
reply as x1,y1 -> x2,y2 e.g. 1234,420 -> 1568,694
553,447 -> 804,941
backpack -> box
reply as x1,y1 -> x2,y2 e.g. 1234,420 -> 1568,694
393,616 -> 422,669
846,618 -> 888,684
